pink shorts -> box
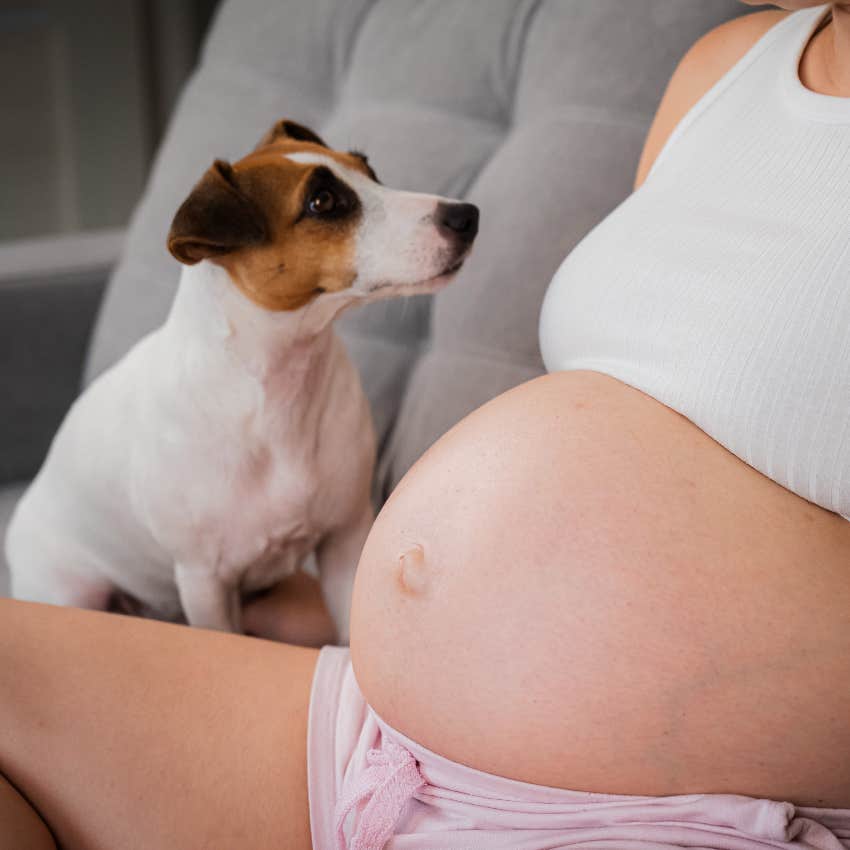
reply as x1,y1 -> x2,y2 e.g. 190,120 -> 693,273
308,646 -> 850,850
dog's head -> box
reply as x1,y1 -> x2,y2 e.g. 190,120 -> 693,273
167,119 -> 478,312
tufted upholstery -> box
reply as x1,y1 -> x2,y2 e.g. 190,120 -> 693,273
86,0 -> 746,508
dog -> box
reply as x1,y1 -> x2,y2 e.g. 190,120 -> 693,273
5,119 -> 479,641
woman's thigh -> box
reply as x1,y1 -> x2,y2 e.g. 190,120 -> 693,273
0,598 -> 317,850
0,772 -> 56,850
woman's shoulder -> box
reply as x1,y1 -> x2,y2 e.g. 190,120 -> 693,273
634,9 -> 790,188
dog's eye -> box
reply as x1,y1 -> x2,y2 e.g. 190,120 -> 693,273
309,190 -> 336,214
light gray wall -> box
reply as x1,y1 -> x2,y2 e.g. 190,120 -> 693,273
0,0 -> 218,243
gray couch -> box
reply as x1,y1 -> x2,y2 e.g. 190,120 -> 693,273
0,0 -> 746,598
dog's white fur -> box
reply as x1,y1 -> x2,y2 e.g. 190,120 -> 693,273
5,151 -> 472,640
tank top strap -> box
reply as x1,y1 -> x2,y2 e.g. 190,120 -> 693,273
647,4 -> 833,182
781,6 -> 850,123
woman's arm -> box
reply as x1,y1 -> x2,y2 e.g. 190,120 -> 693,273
242,570 -> 338,646
634,9 -> 788,190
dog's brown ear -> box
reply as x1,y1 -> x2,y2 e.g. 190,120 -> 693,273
167,160 -> 268,265
254,119 -> 328,151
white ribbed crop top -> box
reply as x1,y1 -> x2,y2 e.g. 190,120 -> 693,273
538,4 -> 850,521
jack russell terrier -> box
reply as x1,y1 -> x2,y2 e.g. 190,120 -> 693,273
5,119 -> 479,641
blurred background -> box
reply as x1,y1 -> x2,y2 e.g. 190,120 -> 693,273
0,0 -> 750,595
0,0 -> 219,243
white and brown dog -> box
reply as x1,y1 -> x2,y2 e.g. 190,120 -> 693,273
4,119 -> 478,641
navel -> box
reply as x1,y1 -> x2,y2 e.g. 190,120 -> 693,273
397,543 -> 428,595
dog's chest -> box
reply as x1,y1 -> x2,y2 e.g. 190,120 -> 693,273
142,370 -> 370,577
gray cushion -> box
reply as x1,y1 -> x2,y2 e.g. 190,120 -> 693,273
0,481 -> 27,594
85,0 -> 745,508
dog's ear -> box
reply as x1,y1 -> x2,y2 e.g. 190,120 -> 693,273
167,160 -> 268,265
254,119 -> 328,151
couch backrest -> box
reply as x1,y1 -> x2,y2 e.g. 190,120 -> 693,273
85,0 -> 745,506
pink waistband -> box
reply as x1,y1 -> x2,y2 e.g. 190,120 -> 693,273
311,646 -> 850,850
333,738 -> 424,850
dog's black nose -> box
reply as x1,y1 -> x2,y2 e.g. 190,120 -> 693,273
436,202 -> 479,244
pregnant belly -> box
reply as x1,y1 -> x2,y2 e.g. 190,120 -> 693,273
349,370 -> 850,808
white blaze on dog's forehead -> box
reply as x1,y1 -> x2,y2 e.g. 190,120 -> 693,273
284,152 -> 328,166
284,151 -> 373,187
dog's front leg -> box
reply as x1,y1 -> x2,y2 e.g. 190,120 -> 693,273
175,564 -> 242,633
316,501 -> 374,645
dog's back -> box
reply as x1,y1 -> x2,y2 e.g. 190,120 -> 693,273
6,333 -> 182,613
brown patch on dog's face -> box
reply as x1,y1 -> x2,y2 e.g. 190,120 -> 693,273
216,142 -> 365,311
168,121 -> 379,312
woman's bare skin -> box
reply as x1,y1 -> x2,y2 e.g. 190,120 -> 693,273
3,4 -> 850,848
0,599 -> 317,850
0,773 -> 54,850
242,568 -> 338,646
351,371 -> 850,806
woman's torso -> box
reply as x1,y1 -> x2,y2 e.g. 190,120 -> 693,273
350,6 -> 850,807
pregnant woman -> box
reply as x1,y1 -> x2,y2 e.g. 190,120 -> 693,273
1,2 -> 849,848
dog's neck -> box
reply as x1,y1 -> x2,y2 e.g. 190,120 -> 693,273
165,261 -> 359,385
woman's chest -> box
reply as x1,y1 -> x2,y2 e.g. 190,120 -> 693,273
539,149 -> 850,518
